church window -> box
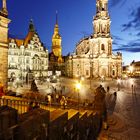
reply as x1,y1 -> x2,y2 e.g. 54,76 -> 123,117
26,59 -> 29,64
101,44 -> 105,51
86,70 -> 89,76
112,70 -> 115,76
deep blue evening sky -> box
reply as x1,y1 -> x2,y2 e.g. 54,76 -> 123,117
2,0 -> 140,65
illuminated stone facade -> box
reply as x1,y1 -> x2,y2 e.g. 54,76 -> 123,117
0,0 -> 10,86
66,0 -> 122,78
8,20 -> 48,81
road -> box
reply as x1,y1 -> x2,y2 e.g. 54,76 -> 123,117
8,77 -> 140,139
60,77 -> 140,139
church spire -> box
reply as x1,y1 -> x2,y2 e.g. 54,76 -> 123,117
29,19 -> 35,32
0,0 -> 8,17
52,11 -> 62,60
56,10 -> 58,25
96,0 -> 108,11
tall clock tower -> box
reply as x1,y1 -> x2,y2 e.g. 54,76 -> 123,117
93,0 -> 112,55
0,0 -> 11,86
52,12 -> 62,63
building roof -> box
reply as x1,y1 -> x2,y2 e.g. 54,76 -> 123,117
8,20 -> 46,49
132,61 -> 140,66
24,31 -> 34,46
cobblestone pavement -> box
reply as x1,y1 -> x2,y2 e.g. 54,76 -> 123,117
8,77 -> 140,140
99,78 -> 140,140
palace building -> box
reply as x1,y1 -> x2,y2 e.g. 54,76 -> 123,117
0,0 -> 10,86
66,0 -> 122,78
8,20 -> 48,82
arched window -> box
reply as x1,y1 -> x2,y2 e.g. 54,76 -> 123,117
101,44 -> 105,51
112,70 -> 115,76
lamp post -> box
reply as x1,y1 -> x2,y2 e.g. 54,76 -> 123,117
75,81 -> 81,110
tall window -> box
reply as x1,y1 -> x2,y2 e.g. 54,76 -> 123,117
112,70 -> 115,76
86,70 -> 89,76
101,44 -> 105,51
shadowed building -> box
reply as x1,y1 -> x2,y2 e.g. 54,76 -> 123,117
123,61 -> 140,77
66,0 -> 122,79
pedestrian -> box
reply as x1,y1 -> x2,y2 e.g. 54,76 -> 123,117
107,86 -> 110,93
47,94 -> 51,105
131,84 -> 134,94
44,96 -> 48,105
60,96 -> 67,109
114,92 -> 117,97
27,101 -> 33,111
56,93 -> 59,103
33,102 -> 39,109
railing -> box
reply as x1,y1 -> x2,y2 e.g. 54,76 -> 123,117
0,96 -> 95,114
0,97 -> 61,114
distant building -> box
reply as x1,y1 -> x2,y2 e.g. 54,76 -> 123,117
123,61 -> 140,77
66,0 -> 122,78
0,0 -> 11,86
8,20 -> 48,82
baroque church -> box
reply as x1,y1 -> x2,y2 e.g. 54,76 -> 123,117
8,20 -> 48,82
66,0 -> 122,78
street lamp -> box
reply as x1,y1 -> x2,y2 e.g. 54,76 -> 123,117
81,76 -> 84,81
75,81 -> 81,110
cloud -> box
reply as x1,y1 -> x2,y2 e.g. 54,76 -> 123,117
113,39 -> 140,53
113,47 -> 140,53
113,35 -> 124,41
110,0 -> 127,7
136,32 -> 140,36
122,6 -> 140,31
112,35 -> 124,47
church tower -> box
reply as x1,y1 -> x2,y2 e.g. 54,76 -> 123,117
52,11 -> 62,63
0,0 -> 11,86
93,0 -> 112,55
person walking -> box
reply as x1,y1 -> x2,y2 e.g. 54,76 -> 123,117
27,101 -> 33,111
107,86 -> 110,93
